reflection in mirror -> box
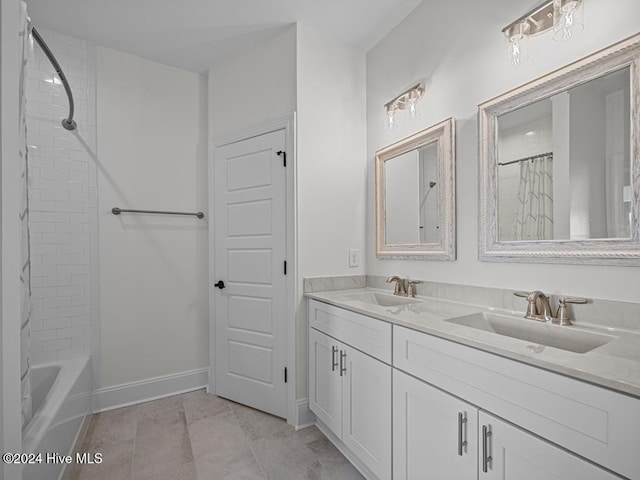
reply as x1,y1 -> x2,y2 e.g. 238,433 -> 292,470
384,142 -> 439,244
497,67 -> 631,242
376,118 -> 455,260
479,33 -> 640,265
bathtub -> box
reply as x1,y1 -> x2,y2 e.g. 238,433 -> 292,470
22,357 -> 92,480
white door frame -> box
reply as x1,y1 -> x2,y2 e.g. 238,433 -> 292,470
208,113 -> 297,425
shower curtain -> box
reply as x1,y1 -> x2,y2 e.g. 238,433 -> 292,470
19,0 -> 33,428
512,154 -> 554,241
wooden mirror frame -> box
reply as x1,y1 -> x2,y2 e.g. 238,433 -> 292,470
478,33 -> 640,266
376,117 -> 456,260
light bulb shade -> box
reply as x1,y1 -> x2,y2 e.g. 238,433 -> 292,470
385,105 -> 396,130
407,91 -> 419,118
553,0 -> 584,42
505,21 -> 530,66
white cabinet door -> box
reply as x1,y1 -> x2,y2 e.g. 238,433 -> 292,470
479,411 -> 622,480
393,370 -> 477,480
342,345 -> 392,480
309,328 -> 342,436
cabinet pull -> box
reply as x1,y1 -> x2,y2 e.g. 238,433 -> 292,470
482,425 -> 492,473
331,346 -> 338,371
458,412 -> 468,456
339,350 -> 347,376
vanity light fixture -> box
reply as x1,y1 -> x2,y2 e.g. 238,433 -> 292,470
384,83 -> 425,130
503,0 -> 584,65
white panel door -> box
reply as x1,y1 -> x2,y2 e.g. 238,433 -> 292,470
214,129 -> 287,418
342,345 -> 392,480
393,369 -> 477,480
479,411 -> 621,480
308,328 -> 342,436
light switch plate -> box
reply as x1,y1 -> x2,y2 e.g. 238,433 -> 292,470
349,249 -> 360,267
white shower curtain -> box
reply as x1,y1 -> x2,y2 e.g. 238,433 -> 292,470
512,155 -> 554,241
19,0 -> 33,428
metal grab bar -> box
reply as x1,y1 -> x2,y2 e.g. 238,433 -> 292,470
31,27 -> 77,131
112,207 -> 204,219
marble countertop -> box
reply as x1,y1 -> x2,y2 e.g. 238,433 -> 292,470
306,288 -> 640,399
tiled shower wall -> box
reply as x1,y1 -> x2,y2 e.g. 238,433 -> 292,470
26,28 -> 98,363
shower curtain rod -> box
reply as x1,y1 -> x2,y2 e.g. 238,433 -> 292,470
31,27 -> 77,131
498,151 -> 553,166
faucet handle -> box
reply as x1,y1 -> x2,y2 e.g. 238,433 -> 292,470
406,281 -> 422,298
556,297 -> 588,326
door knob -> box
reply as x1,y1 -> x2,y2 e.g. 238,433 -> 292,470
214,280 -> 226,289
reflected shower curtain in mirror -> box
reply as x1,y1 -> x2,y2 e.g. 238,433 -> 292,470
19,0 -> 33,428
512,154 -> 553,240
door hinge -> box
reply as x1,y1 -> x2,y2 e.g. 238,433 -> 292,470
277,150 -> 286,167
284,260 -> 287,275
284,367 -> 288,383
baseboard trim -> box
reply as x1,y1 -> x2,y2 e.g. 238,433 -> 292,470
92,367 -> 209,413
295,397 -> 315,430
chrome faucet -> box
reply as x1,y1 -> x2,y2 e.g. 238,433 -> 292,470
514,291 -> 587,325
386,276 -> 407,296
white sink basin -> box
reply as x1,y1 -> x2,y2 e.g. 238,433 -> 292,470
446,312 -> 615,353
340,292 -> 421,307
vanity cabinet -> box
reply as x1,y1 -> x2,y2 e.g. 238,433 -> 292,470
308,298 -> 640,480
393,369 -> 477,479
394,325 -> 640,480
394,369 -> 620,480
479,411 -> 620,480
308,300 -> 392,480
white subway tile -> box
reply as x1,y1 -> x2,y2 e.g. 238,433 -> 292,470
57,265 -> 84,275
55,223 -> 83,234
40,190 -> 69,202
42,317 -> 72,330
71,296 -> 89,306
30,308 -> 57,321
39,147 -> 69,159
56,244 -> 84,255
57,285 -> 84,297
42,233 -> 70,244
29,223 -> 56,234
31,330 -> 58,343
30,200 -> 57,212
42,275 -> 72,287
43,296 -> 71,308
54,201 -> 84,213
42,254 -> 70,266
42,274 -> 73,287
40,212 -> 70,223
31,351 -> 57,365
42,338 -> 72,352
57,306 -> 84,317
31,287 -> 58,299
71,315 -> 90,326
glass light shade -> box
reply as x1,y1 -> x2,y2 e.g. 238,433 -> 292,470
407,91 -> 419,118
553,0 -> 584,41
385,105 -> 396,130
505,21 -> 530,66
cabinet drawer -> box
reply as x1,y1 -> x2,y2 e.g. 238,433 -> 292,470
308,299 -> 392,363
394,325 -> 640,480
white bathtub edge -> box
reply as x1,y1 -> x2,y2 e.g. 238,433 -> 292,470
92,367 -> 209,413
22,357 -> 91,454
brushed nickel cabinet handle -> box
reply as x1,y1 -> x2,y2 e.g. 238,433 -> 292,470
331,346 -> 338,371
458,412 -> 468,456
482,425 -> 492,473
340,350 -> 347,376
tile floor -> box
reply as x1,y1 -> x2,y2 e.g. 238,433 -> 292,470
65,389 -> 365,480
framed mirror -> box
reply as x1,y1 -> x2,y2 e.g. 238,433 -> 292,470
376,117 -> 456,260
479,33 -> 640,265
